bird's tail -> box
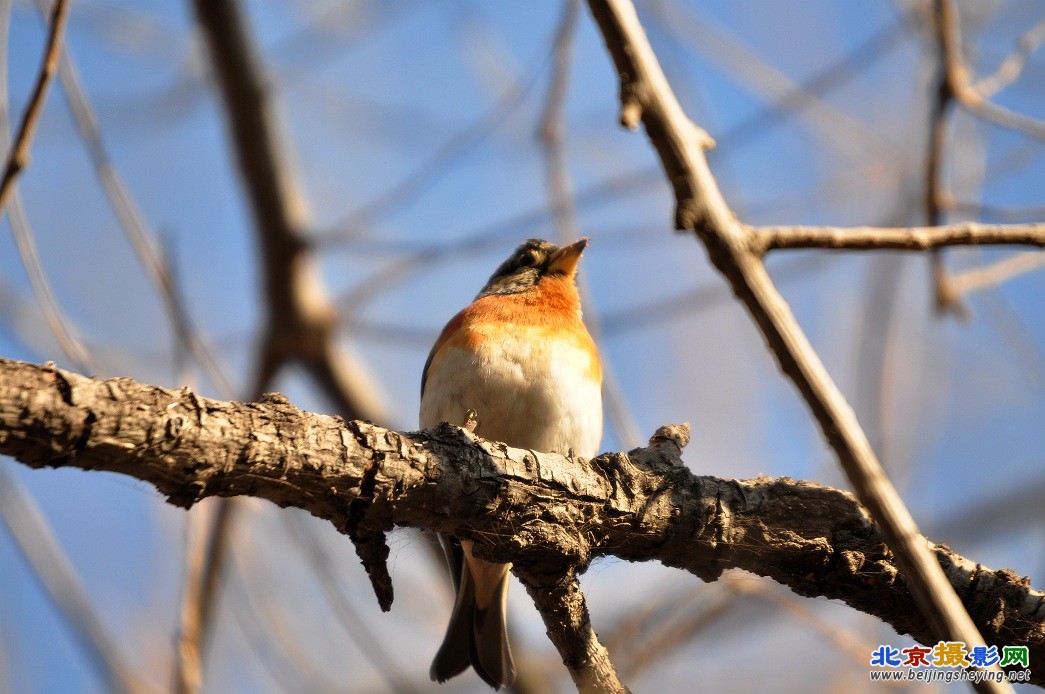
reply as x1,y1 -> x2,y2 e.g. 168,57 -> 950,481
430,538 -> 515,689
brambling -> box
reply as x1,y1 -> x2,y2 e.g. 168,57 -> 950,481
421,238 -> 603,688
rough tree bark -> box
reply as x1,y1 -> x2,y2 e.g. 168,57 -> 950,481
1,358 -> 1042,687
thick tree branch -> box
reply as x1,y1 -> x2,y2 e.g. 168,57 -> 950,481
1,358 -> 1043,684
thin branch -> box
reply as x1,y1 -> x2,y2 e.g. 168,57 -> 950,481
191,0 -> 387,426
754,222 -> 1045,253
0,2 -> 92,374
619,586 -> 734,679
601,253 -> 832,336
283,513 -> 415,693
939,0 -> 1045,140
617,577 -> 891,683
0,0 -> 67,222
0,463 -> 141,694
1,359 -> 1043,686
643,0 -> 901,164
335,168 -> 661,313
927,0 -> 960,315
331,12 -> 909,312
702,11 -> 910,155
975,282 -> 1045,390
948,200 -> 1045,223
336,253 -> 834,348
329,8 -> 908,265
0,5 -> 142,691
187,3 -> 393,689
172,499 -> 236,694
582,1 -> 1011,690
949,251 -> 1045,298
31,0 -> 235,397
972,18 -> 1045,98
228,512 -> 346,694
319,38 -> 554,246
537,0 -> 642,450
2,197 -> 97,376
729,578 -> 897,679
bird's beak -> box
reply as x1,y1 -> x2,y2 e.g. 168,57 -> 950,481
548,237 -> 589,276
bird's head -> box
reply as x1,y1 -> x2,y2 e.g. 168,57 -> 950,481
477,237 -> 588,298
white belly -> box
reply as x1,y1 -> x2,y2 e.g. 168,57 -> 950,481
420,326 -> 602,458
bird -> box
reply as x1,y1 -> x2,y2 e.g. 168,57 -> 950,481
421,237 -> 603,689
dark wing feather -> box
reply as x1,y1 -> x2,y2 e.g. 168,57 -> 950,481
420,341 -> 437,400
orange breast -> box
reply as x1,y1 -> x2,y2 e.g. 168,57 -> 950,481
431,276 -> 601,383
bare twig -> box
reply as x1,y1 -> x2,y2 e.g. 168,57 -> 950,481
615,577 -> 889,683
333,15 -> 909,313
938,0 -> 1045,140
283,513 -> 415,693
703,12 -> 910,153
0,464 -> 140,694
0,5 -> 141,691
0,1 -> 92,374
188,1 -> 392,689
30,0 -> 235,397
337,253 -> 834,347
644,0 -> 900,164
972,18 -> 1045,98
948,200 -> 1045,222
191,0 -> 387,426
976,283 -> 1045,389
0,0 -> 67,222
754,222 -> 1045,252
228,511 -> 345,694
582,1 -> 1010,690
319,40 -> 553,246
333,10 -> 907,320
602,585 -> 709,658
619,587 -> 734,679
172,500 -> 236,694
5,195 -> 94,372
602,253 -> 832,335
949,251 -> 1045,299
927,1 -> 960,315
729,578 -> 891,676
335,168 -> 661,312
538,0 -> 642,450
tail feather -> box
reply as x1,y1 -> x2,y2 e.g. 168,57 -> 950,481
430,565 -> 473,683
470,576 -> 515,688
430,535 -> 516,689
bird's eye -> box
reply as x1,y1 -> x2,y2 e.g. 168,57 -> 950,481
522,251 -> 539,266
